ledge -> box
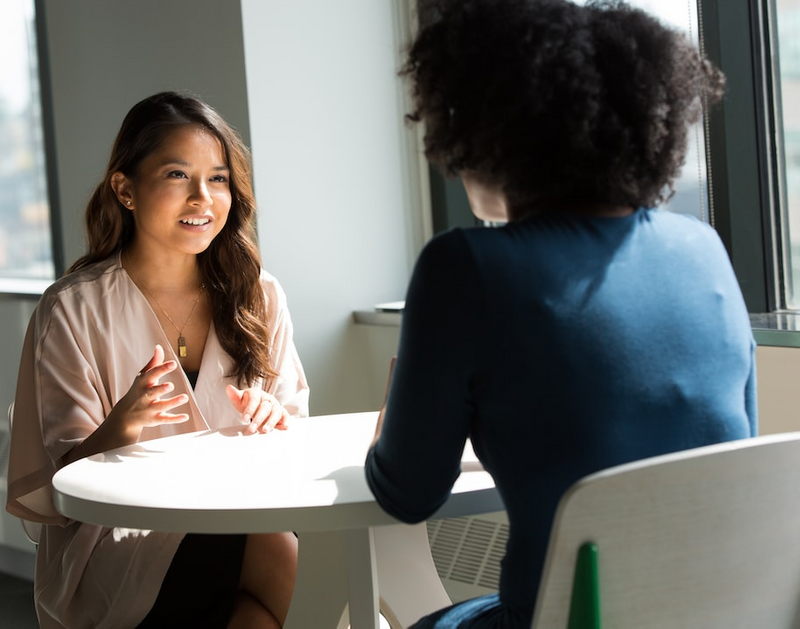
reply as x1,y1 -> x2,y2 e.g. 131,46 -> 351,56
353,301 -> 404,327
352,310 -> 402,327
0,277 -> 53,299
750,312 -> 800,348
353,309 -> 800,349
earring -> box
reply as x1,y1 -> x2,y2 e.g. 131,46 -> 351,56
126,200 -> 132,207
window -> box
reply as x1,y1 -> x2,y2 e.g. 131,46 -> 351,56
774,0 -> 800,308
0,0 -> 54,282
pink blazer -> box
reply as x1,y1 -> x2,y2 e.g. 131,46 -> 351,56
6,253 -> 309,628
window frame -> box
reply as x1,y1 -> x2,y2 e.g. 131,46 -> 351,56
34,0 -> 64,278
700,0 -> 781,313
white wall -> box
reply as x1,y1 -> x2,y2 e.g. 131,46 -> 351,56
40,0 -> 252,266
241,1 -> 426,413
755,345 -> 800,435
0,299 -> 38,576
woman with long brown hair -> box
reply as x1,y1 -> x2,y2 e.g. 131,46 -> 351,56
7,91 -> 308,628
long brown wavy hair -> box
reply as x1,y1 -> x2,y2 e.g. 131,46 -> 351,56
68,91 -> 276,385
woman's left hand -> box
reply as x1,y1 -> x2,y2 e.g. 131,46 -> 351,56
226,385 -> 290,434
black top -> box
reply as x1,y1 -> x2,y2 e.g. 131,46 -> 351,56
185,370 -> 199,390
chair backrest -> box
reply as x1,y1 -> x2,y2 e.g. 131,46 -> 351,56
532,432 -> 800,629
7,403 -> 42,545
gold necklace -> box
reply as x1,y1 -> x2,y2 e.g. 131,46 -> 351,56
140,282 -> 204,358
124,254 -> 205,359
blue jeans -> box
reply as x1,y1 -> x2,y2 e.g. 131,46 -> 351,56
409,593 -> 529,628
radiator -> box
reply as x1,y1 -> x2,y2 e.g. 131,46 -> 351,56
427,511 -> 509,602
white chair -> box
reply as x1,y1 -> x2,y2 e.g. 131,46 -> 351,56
7,402 -> 42,546
532,432 -> 800,629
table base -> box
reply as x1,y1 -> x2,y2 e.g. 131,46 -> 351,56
286,522 -> 452,629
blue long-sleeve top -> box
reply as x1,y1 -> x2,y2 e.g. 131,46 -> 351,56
365,208 -> 757,627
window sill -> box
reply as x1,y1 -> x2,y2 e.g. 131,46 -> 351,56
750,313 -> 800,348
352,310 -> 800,348
352,310 -> 402,327
353,301 -> 404,327
0,278 -> 53,299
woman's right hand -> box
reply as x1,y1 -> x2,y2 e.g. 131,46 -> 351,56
111,344 -> 191,436
63,345 -> 190,465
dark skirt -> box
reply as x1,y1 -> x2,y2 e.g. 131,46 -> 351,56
137,533 -> 247,628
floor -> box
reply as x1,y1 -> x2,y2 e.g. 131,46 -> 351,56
0,572 -> 38,628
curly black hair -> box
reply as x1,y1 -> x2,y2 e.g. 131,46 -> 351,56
403,0 -> 726,217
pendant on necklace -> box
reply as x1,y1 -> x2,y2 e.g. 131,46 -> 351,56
178,336 -> 187,358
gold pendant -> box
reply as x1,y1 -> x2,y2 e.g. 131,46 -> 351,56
178,336 -> 187,358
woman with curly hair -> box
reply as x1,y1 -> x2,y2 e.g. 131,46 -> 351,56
7,92 -> 308,628
365,1 -> 756,627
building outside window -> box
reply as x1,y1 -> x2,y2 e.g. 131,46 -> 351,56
774,0 -> 800,307
0,0 -> 54,281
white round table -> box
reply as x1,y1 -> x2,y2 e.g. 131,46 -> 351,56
53,411 -> 502,629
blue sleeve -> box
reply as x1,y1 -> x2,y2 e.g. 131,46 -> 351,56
365,229 -> 488,523
745,339 -> 758,436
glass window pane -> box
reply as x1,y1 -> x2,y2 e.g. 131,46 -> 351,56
775,0 -> 800,308
0,0 -> 54,280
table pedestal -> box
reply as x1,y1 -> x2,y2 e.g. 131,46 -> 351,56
286,522 -> 452,629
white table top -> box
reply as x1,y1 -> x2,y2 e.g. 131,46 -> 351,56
52,411 -> 502,533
